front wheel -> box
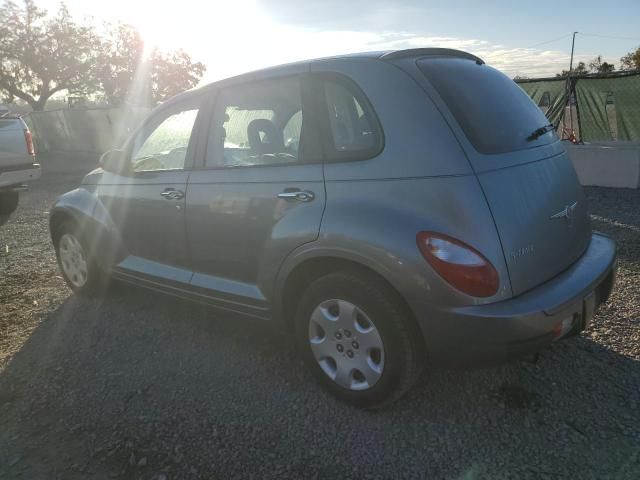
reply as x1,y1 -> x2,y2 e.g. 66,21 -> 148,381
0,191 -> 19,226
54,221 -> 108,296
295,270 -> 424,409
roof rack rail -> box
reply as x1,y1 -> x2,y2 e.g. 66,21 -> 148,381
380,48 -> 484,64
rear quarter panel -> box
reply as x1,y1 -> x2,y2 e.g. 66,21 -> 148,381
318,176 -> 512,307
276,175 -> 513,342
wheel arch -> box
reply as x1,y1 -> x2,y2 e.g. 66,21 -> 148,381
49,189 -> 124,270
49,208 -> 78,240
276,251 -> 424,350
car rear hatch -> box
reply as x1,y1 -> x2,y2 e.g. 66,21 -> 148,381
416,56 -> 591,296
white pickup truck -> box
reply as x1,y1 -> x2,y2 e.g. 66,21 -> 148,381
0,115 -> 41,225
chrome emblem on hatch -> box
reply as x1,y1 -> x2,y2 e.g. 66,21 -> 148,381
550,201 -> 578,226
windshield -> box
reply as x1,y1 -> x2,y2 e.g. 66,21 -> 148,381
417,57 -> 557,154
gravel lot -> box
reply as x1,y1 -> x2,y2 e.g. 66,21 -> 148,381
1,154 -> 639,479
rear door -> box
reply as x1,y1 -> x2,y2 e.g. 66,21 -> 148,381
414,57 -> 591,296
185,70 -> 325,313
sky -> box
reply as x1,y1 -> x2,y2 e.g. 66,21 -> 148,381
38,0 -> 640,82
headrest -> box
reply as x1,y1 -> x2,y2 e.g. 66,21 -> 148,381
247,119 -> 284,154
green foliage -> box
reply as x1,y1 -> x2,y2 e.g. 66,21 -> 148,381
151,49 -> 206,103
556,56 -> 618,78
97,23 -> 146,106
556,61 -> 589,78
620,46 -> 640,71
0,0 -> 101,110
588,55 -> 615,74
97,23 -> 206,106
0,0 -> 207,110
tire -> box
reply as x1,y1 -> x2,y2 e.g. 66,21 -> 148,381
0,191 -> 19,225
295,270 -> 424,409
53,221 -> 108,296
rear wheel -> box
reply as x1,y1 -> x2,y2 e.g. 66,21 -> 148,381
295,270 -> 423,408
54,221 -> 108,296
0,191 -> 19,226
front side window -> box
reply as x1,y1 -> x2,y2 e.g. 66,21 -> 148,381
320,77 -> 382,161
207,77 -> 303,168
131,108 -> 199,172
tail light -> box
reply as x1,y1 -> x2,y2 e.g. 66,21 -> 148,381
24,129 -> 35,156
416,231 -> 499,297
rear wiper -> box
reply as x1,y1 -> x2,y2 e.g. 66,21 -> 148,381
527,123 -> 555,141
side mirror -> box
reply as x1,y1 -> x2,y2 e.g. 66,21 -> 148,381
99,149 -> 129,174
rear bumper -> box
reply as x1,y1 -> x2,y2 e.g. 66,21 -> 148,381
424,233 -> 617,361
0,163 -> 41,189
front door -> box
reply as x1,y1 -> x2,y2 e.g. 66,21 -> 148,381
185,72 -> 325,314
97,97 -> 202,285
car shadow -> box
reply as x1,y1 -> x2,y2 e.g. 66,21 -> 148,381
1,281 -> 639,479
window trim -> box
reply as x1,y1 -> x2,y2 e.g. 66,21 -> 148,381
312,72 -> 385,164
125,94 -> 203,174
201,74 -> 320,171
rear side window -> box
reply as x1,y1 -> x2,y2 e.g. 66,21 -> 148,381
206,76 -> 303,168
318,76 -> 383,162
417,58 -> 555,154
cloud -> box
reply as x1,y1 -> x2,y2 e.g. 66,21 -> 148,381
340,32 -> 591,78
51,0 -> 608,81
197,26 -> 597,82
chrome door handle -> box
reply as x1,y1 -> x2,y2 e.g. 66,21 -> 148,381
277,190 -> 315,202
160,188 -> 184,200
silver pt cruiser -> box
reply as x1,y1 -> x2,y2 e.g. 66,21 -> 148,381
50,48 -> 617,408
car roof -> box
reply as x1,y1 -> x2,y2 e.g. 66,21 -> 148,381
165,48 -> 483,107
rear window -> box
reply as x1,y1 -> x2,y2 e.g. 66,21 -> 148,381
417,58 -> 555,154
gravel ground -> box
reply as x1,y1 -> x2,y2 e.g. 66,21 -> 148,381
0,155 -> 639,479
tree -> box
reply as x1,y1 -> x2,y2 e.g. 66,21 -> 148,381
588,55 -> 615,74
97,23 -> 146,106
98,23 -> 206,106
555,61 -> 588,77
0,1 -> 206,110
151,49 -> 206,103
0,0 -> 101,110
620,46 -> 640,71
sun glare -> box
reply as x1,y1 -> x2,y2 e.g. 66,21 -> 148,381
128,0 -> 268,79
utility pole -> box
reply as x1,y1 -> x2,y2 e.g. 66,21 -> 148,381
567,32 -> 578,137
569,31 -> 578,73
